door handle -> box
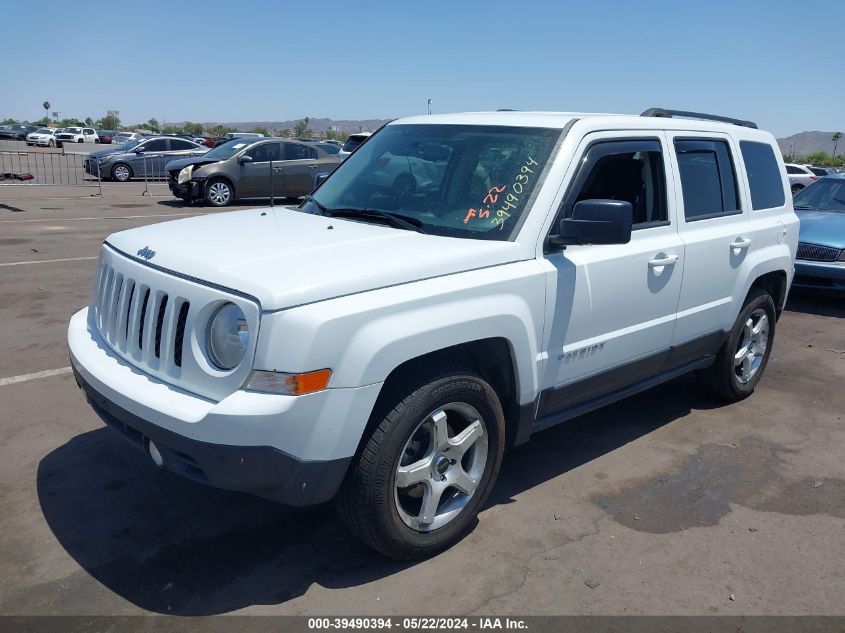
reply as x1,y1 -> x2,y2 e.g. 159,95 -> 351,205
731,237 -> 752,249
648,254 -> 679,267
308,164 -> 318,169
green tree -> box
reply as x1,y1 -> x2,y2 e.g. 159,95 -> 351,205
58,118 -> 82,128
42,101 -> 50,120
147,118 -> 160,132
293,117 -> 310,137
807,151 -> 831,166
183,121 -> 204,135
833,132 -> 842,159
162,125 -> 181,135
96,114 -> 120,130
251,126 -> 270,136
2,118 -> 19,125
84,117 -> 94,126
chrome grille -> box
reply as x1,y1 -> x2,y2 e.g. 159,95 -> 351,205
796,242 -> 842,262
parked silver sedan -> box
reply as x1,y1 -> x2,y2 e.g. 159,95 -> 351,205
84,137 -> 208,182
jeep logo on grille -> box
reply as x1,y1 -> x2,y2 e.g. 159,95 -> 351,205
136,246 -> 156,260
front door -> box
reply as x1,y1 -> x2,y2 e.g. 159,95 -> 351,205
239,141 -> 282,198
539,132 -> 684,417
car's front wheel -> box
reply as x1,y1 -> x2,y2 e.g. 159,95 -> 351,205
48,139 -> 55,148
204,178 -> 233,206
337,365 -> 505,559
698,288 -> 776,400
111,163 -> 132,182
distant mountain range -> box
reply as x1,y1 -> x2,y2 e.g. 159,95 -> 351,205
197,117 -> 392,134
776,131 -> 842,158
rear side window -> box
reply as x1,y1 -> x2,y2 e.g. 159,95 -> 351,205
285,143 -> 316,160
675,139 -> 740,220
740,141 -> 786,210
785,165 -> 804,174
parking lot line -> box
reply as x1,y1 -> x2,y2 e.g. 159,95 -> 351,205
0,366 -> 72,387
0,256 -> 97,267
0,212 -> 205,224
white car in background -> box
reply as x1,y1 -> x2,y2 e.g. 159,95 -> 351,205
784,163 -> 818,195
338,132 -> 372,159
26,128 -> 60,147
111,132 -> 147,146
56,127 -> 99,147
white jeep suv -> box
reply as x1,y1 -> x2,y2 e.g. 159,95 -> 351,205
68,108 -> 798,559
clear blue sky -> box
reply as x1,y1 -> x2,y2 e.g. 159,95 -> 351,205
1,0 -> 842,137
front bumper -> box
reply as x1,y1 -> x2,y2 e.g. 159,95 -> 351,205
168,179 -> 202,200
793,260 -> 845,292
68,307 -> 382,505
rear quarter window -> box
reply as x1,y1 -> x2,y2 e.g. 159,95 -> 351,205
740,141 -> 786,210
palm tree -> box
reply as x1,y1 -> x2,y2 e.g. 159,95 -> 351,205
833,132 -> 842,160
42,101 -> 50,122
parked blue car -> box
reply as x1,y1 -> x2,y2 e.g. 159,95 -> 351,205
84,137 -> 207,182
792,175 -> 845,292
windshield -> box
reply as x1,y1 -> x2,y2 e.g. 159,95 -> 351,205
308,124 -> 561,240
35,128 -> 52,134
202,139 -> 253,161
114,139 -> 143,151
793,179 -> 845,211
66,128 -> 82,134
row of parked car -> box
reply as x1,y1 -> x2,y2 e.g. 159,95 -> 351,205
784,162 -> 845,194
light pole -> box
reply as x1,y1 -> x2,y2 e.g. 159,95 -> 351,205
427,99 -> 431,115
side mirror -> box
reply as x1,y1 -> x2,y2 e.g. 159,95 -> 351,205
314,172 -> 330,188
238,155 -> 253,164
550,199 -> 633,249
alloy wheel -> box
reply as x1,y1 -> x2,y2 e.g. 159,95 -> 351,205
208,182 -> 231,205
394,403 -> 488,532
735,308 -> 769,384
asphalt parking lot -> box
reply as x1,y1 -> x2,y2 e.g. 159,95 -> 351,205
0,183 -> 843,617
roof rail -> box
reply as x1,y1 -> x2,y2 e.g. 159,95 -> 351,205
641,108 -> 757,129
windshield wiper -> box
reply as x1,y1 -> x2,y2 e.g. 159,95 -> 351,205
324,207 -> 427,233
302,194 -> 328,216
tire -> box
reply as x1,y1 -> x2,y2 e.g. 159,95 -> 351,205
111,163 -> 132,182
94,139 -> 100,144
698,288 -> 776,401
77,138 -> 84,143
204,178 -> 233,207
48,139 -> 55,148
337,364 -> 505,559
392,173 -> 416,196
791,184 -> 803,195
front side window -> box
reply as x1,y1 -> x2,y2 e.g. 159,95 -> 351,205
141,139 -> 168,152
309,124 -> 561,240
564,139 -> 668,228
246,142 -> 282,162
740,141 -> 786,210
675,139 -> 740,220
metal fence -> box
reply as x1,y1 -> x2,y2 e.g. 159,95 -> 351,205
0,145 -> 102,195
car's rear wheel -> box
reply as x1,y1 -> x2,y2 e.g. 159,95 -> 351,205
337,365 -> 505,559
791,184 -> 803,195
698,288 -> 776,401
111,163 -> 132,182
204,178 -> 233,207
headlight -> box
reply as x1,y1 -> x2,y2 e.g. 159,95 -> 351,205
177,165 -> 194,184
98,155 -> 113,163
206,303 -> 248,370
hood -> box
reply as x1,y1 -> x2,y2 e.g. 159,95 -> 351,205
796,209 -> 845,250
164,155 -> 217,172
88,146 -> 128,160
105,207 -> 528,311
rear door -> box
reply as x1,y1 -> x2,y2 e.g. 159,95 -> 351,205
539,132 -> 685,417
667,133 -> 752,348
282,142 -> 320,196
